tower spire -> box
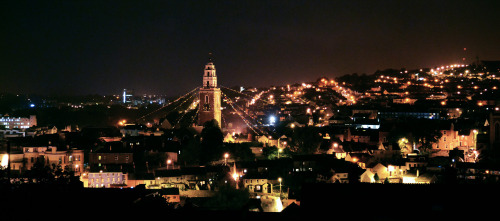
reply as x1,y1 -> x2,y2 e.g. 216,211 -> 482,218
208,52 -> 213,62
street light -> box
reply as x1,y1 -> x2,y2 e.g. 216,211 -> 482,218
167,159 -> 172,170
278,177 -> 282,198
224,153 -> 229,165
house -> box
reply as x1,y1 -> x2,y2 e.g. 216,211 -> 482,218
242,173 -> 275,196
0,129 -> 26,138
360,170 -> 376,183
18,146 -> 84,175
256,135 -> 278,147
161,188 -> 181,204
0,115 -> 37,129
250,146 -> 264,159
359,162 -> 408,183
370,163 -> 390,181
372,142 -> 401,160
402,170 -> 438,184
327,140 -> 346,159
153,169 -> 186,190
138,128 -> 164,136
331,171 -> 350,183
120,124 -> 147,137
154,166 -> 226,191
234,134 -> 251,143
405,155 -> 428,169
432,121 -> 456,157
87,171 -> 127,188
345,153 -> 372,169
223,133 -> 235,143
88,144 -> 134,173
125,173 -> 155,188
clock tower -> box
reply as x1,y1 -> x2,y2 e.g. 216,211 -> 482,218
198,57 -> 222,127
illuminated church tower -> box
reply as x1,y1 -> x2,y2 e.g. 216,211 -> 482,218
197,56 -> 222,127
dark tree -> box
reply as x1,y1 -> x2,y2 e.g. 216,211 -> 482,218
373,173 -> 380,183
179,136 -> 201,166
200,119 -> 224,164
202,185 -> 250,210
262,146 -> 291,160
289,126 -> 323,154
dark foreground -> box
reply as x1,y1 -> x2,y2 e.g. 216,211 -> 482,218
1,183 -> 498,220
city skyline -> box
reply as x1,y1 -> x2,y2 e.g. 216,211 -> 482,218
2,0 -> 500,96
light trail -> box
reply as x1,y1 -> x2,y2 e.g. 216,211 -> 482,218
220,85 -> 271,105
136,87 -> 199,121
221,92 -> 262,135
174,99 -> 199,127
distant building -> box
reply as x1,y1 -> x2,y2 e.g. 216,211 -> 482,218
87,171 -> 127,188
7,146 -> 84,175
243,175 -> 274,195
0,129 -> 26,138
122,89 -> 134,104
378,111 -> 439,120
0,115 -> 37,129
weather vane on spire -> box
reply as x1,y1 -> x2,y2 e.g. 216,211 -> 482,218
208,52 -> 213,62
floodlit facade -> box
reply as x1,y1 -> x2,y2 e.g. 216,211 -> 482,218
7,146 -> 84,175
0,115 -> 37,129
88,172 -> 127,188
243,178 -> 273,194
198,58 -> 222,127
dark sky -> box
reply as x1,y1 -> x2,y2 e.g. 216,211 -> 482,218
2,0 -> 500,96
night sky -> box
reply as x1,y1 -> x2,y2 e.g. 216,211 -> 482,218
2,0 -> 500,96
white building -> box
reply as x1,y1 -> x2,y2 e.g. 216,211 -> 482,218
88,172 -> 127,188
5,146 -> 84,175
0,115 -> 37,129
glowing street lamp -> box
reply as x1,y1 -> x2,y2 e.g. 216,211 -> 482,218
278,177 -> 282,197
224,153 -> 229,165
167,159 -> 172,170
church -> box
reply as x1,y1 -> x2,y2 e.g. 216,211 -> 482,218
197,57 -> 222,128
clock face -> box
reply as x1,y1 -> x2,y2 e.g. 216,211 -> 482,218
203,103 -> 210,111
